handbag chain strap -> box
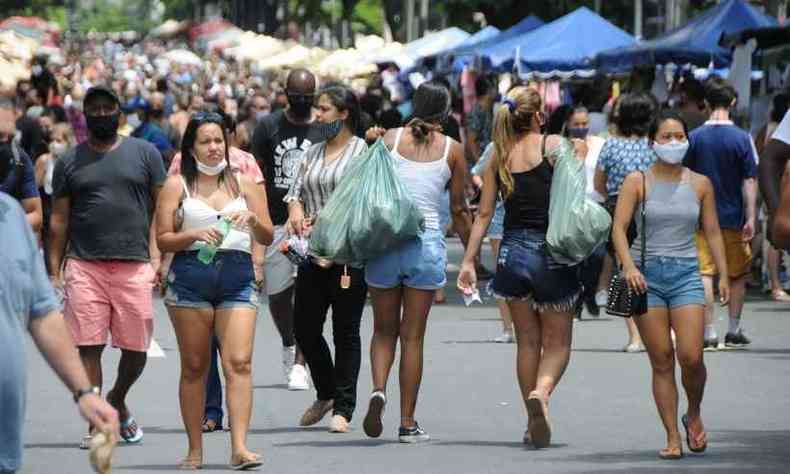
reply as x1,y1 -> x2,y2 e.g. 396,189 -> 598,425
640,171 -> 647,274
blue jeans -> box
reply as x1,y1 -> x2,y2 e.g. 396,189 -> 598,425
204,336 -> 223,424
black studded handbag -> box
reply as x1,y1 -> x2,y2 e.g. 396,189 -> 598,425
606,172 -> 648,318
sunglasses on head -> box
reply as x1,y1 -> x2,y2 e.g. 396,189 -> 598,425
192,111 -> 223,123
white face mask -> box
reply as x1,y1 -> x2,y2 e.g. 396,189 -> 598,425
196,158 -> 227,176
49,142 -> 68,157
653,140 -> 689,165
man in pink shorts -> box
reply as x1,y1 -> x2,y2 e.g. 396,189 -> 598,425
49,85 -> 166,448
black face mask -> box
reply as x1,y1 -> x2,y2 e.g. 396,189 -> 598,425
150,108 -> 164,120
85,112 -> 120,141
287,94 -> 314,119
0,142 -> 15,183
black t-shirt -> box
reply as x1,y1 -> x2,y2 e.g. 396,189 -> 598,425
252,110 -> 331,225
52,137 -> 166,262
31,70 -> 57,102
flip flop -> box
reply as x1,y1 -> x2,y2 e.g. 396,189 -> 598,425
120,416 -> 144,444
659,447 -> 684,460
178,458 -> 203,470
230,453 -> 263,470
79,434 -> 93,450
682,414 -> 708,453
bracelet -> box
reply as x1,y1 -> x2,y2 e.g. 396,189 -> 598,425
73,386 -> 100,404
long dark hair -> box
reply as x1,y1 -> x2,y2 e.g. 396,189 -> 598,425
180,112 -> 238,197
408,81 -> 451,143
319,85 -> 361,135
615,92 -> 657,137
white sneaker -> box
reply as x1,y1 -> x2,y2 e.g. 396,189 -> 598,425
288,364 -> 310,391
493,331 -> 514,343
595,290 -> 608,307
282,346 -> 296,383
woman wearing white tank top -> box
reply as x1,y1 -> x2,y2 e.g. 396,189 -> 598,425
155,112 -> 273,470
362,81 -> 473,443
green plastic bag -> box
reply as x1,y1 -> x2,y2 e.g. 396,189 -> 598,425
546,139 -> 611,265
308,139 -> 424,265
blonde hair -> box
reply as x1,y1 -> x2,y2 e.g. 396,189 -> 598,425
51,123 -> 76,147
492,86 -> 542,199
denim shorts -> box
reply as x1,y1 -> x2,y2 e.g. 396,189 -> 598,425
491,228 -> 580,312
365,229 -> 447,290
165,250 -> 259,310
641,256 -> 705,309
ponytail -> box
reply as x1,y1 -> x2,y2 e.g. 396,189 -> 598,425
407,117 -> 443,144
492,86 -> 543,200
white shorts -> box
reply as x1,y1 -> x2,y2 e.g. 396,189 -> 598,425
263,225 -> 296,295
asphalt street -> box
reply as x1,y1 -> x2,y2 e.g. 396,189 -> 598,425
20,240 -> 790,473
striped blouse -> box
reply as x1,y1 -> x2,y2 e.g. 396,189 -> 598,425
283,136 -> 368,217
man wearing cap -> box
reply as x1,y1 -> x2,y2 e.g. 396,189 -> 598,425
48,85 -> 167,448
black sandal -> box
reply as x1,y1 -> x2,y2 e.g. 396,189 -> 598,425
201,417 -> 222,433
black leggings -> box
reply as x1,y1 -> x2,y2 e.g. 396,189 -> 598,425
293,262 -> 367,421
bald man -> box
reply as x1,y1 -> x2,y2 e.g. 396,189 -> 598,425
252,68 -> 331,391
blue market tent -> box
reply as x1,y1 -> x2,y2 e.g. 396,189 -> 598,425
444,15 -> 545,72
377,27 -> 470,70
459,25 -> 501,48
596,0 -> 777,73
487,7 -> 635,77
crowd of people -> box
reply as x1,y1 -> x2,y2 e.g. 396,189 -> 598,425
2,33 -> 790,473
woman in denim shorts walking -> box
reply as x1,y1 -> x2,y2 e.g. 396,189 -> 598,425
362,81 -> 473,443
156,113 -> 273,469
612,111 -> 730,459
458,86 -> 584,448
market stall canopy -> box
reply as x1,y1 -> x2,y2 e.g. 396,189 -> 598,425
224,31 -> 286,61
189,18 -> 243,51
720,24 -> 790,50
595,0 -> 777,73
149,19 -> 189,38
0,16 -> 60,46
445,15 -> 544,72
164,49 -> 203,67
490,7 -> 635,77
376,27 -> 470,69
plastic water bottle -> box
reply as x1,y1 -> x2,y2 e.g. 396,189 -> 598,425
197,217 -> 232,264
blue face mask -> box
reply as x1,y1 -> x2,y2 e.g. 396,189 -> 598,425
567,127 -> 589,139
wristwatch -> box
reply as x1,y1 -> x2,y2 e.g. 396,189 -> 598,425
73,386 -> 100,404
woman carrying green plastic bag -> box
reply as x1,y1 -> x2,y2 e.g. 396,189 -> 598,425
545,139 -> 612,266
306,139 -> 425,266
360,81 -> 473,444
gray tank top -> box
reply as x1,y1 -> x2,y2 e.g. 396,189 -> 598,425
631,169 -> 700,262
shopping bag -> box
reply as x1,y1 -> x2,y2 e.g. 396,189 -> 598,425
546,138 -> 611,265
308,139 -> 424,265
